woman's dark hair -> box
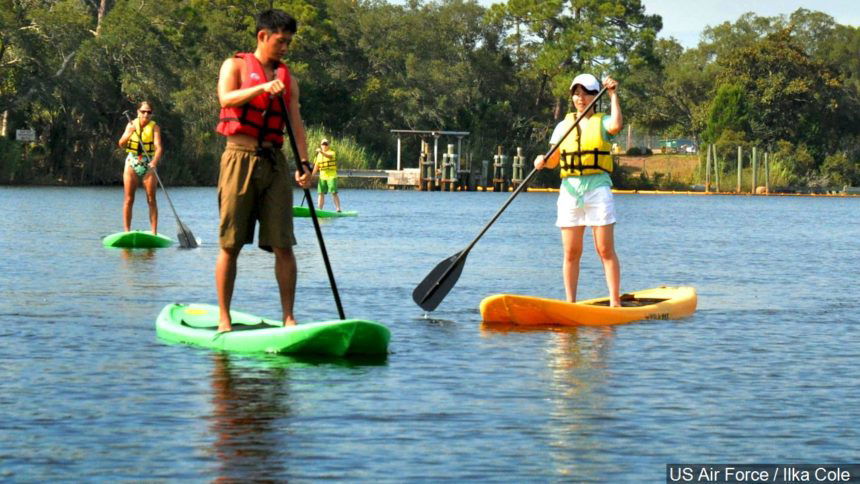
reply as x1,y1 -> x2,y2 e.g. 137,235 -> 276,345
256,9 -> 297,34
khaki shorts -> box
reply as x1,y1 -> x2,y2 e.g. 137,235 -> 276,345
218,143 -> 295,251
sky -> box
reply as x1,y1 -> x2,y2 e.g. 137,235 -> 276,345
638,0 -> 860,48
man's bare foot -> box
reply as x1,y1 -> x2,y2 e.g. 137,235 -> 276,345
217,320 -> 232,333
283,317 -> 297,327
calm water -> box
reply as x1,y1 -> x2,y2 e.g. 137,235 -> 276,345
1,186 -> 858,482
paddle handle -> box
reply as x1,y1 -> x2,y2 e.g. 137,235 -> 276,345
278,95 -> 346,320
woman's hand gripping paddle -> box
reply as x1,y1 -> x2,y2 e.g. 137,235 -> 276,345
412,87 -> 608,312
122,111 -> 198,248
277,96 -> 346,320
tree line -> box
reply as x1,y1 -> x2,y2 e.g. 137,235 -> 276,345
1,0 -> 858,189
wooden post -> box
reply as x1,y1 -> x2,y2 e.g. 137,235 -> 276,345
396,136 -> 402,171
705,144 -> 711,192
456,136 -> 463,173
441,143 -> 456,191
493,145 -> 505,192
737,146 -> 742,193
626,124 -> 632,152
511,147 -> 525,191
433,134 -> 440,189
698,144 -> 703,182
713,144 -> 720,192
751,146 -> 758,194
765,151 -> 770,194
419,140 -> 436,191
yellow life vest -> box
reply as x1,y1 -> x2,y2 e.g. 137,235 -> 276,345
127,119 -> 157,157
315,150 -> 337,175
558,112 -> 613,177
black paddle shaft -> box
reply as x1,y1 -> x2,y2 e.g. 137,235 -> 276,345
412,87 -> 608,311
277,95 -> 346,320
122,111 -> 198,248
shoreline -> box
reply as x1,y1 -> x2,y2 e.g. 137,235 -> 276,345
3,183 -> 859,198
473,186 -> 860,197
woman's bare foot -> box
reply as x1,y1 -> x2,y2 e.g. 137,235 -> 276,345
283,317 -> 297,327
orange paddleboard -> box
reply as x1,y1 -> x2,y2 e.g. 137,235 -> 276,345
480,286 -> 697,327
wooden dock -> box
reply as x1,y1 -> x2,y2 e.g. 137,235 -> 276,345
339,168 -> 419,189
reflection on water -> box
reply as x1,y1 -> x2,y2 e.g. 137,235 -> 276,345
547,328 -> 614,480
209,353 -> 293,482
208,352 -> 388,481
117,248 -> 157,263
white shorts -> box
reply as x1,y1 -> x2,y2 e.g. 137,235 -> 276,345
556,185 -> 617,227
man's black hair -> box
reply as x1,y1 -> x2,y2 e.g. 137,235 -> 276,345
256,9 -> 297,34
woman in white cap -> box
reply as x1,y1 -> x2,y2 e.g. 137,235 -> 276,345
533,73 -> 623,306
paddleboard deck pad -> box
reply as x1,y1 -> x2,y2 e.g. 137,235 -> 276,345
292,206 -> 358,218
103,230 -> 173,248
480,286 -> 697,327
156,303 -> 389,356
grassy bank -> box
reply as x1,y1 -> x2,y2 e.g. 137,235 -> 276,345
305,126 -> 383,170
615,154 -> 803,192
615,154 -> 700,190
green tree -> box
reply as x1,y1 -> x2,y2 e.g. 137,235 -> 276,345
718,28 -> 844,158
625,38 -> 714,140
702,83 -> 748,143
488,0 -> 661,118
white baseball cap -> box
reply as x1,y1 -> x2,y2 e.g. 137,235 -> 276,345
569,73 -> 600,93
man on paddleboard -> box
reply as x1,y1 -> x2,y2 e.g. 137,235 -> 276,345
214,9 -> 312,332
533,73 -> 624,306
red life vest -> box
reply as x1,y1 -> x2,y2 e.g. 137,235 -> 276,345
216,52 -> 291,146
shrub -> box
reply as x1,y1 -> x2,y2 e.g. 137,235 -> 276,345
819,152 -> 859,188
305,125 -> 383,169
0,138 -> 25,183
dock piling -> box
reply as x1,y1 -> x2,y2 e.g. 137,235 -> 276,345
492,146 -> 508,192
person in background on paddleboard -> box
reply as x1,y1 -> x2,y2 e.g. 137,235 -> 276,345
214,9 -> 312,332
533,73 -> 624,306
117,101 -> 162,234
311,138 -> 342,211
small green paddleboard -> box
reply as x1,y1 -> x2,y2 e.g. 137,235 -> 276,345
292,206 -> 358,218
156,303 -> 390,356
103,230 -> 173,248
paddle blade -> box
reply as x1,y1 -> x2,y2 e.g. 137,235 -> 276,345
177,223 -> 198,249
412,250 -> 468,312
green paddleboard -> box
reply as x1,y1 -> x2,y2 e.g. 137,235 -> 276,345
103,230 -> 174,248
156,303 -> 390,356
292,206 -> 358,218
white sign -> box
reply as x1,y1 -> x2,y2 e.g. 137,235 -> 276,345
16,129 -> 36,142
